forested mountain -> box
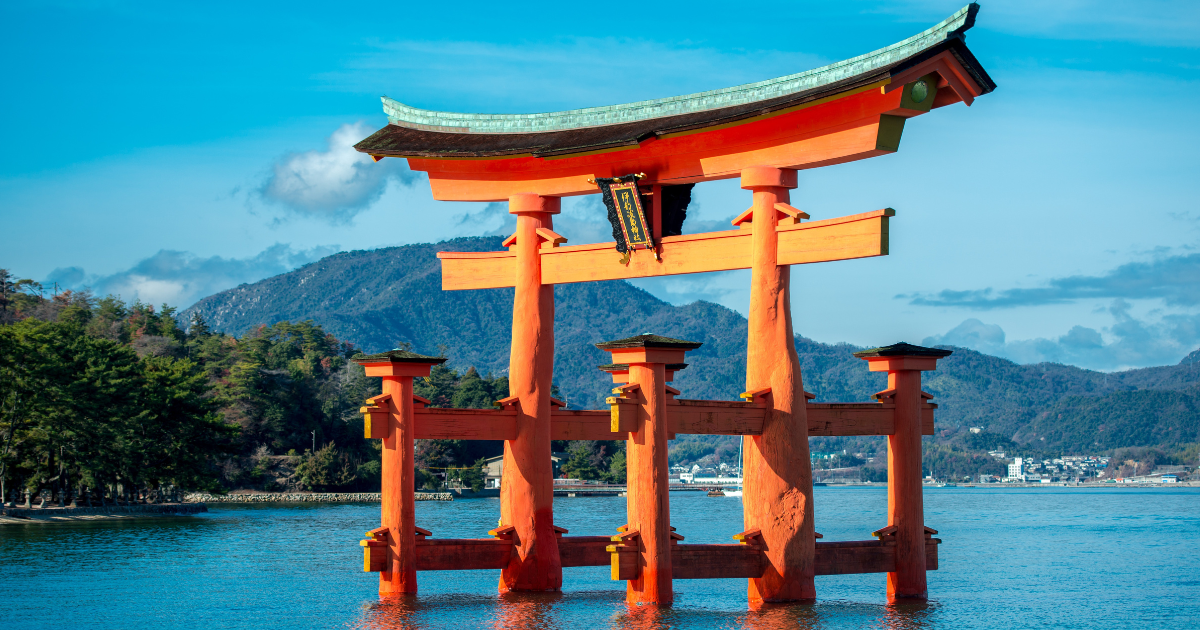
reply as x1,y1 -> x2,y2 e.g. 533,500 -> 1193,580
182,237 -> 1200,461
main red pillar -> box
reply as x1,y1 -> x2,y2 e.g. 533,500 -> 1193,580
356,350 -> 446,596
598,334 -> 702,606
500,192 -> 562,591
854,343 -> 951,601
740,166 -> 816,603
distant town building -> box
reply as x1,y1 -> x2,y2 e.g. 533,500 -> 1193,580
969,427 -> 982,434
1006,457 -> 1025,482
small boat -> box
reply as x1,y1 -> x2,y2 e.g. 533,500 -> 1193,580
707,489 -> 725,497
724,489 -> 743,498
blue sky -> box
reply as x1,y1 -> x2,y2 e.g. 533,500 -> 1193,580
3,1 -> 1200,371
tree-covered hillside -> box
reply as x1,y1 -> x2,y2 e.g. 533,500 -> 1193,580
180,238 -> 1200,465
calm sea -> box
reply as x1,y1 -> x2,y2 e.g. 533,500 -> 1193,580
2,487 -> 1197,629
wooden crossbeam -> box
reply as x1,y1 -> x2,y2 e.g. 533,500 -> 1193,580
414,538 -> 512,571
438,210 -> 892,290
607,539 -> 941,581
376,535 -> 940,577
558,536 -> 612,567
410,401 -> 933,442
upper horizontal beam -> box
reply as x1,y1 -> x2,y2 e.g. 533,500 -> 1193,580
438,210 -> 892,290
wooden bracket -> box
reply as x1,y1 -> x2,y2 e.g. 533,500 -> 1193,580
774,202 -> 810,226
361,525 -> 390,572
814,531 -> 824,539
732,207 -> 755,229
872,388 -> 897,403
488,524 -> 517,541
415,525 -> 432,540
502,233 -> 517,247
611,383 -> 641,397
360,395 -> 393,440
664,384 -> 681,396
733,528 -> 764,548
871,525 -> 898,543
536,227 -> 568,249
493,396 -> 520,410
670,530 -> 685,543
412,394 -> 431,409
803,391 -> 816,400
740,388 -> 772,406
550,397 -> 567,408
611,528 -> 641,544
553,525 -> 569,537
921,391 -> 935,400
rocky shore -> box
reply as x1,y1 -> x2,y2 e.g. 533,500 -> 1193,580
183,492 -> 453,503
1,502 -> 207,523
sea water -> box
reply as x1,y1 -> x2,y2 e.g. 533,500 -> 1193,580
2,487 -> 1197,629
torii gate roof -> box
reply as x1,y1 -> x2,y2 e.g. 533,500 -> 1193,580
356,4 -> 994,201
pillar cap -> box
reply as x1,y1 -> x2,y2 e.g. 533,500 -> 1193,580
508,193 -> 561,214
852,342 -> 952,359
598,362 -> 688,372
353,348 -> 448,366
739,166 -> 797,190
595,334 -> 702,351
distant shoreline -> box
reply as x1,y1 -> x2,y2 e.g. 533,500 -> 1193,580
0,502 -> 207,524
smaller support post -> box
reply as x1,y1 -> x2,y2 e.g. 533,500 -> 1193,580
356,349 -> 447,597
597,333 -> 702,606
854,342 -> 951,601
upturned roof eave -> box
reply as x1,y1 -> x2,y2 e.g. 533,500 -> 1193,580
372,4 -> 983,137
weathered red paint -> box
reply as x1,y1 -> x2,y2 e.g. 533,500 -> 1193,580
499,193 -> 563,592
859,352 -> 948,601
740,166 -> 816,603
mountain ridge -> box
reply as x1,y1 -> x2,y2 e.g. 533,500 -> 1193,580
183,237 -> 1200,454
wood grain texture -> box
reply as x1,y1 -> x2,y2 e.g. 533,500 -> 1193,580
436,211 -> 890,291
415,539 -> 513,571
414,408 -> 517,440
550,410 -> 623,440
672,544 -> 765,580
668,399 -> 765,435
558,536 -> 612,568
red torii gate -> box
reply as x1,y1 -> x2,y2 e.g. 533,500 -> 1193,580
352,4 -> 993,606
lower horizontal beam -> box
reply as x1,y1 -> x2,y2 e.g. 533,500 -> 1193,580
558,536 -> 612,567
672,544 -> 764,580
415,538 -> 512,571
813,539 -> 940,575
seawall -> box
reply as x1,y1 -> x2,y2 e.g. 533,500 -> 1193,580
184,492 -> 454,503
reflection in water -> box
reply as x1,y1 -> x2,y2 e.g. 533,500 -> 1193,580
353,593 -> 942,630
492,591 -> 563,630
738,601 -> 822,630
875,600 -> 935,630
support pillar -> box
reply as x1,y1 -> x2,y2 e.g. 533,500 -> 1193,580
739,166 -> 816,603
356,350 -> 447,596
500,193 -> 563,592
598,334 -> 702,606
854,343 -> 951,601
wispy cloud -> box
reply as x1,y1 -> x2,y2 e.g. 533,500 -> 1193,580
323,38 -> 827,114
925,300 -> 1200,371
259,122 -> 418,223
902,252 -> 1200,309
885,1 -> 1200,48
47,243 -> 338,309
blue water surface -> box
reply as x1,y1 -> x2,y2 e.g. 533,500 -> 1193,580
2,487 -> 1197,629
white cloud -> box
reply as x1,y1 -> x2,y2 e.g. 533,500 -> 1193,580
47,243 -> 338,309
924,300 -> 1200,371
259,122 -> 418,222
